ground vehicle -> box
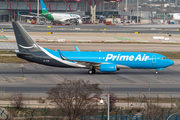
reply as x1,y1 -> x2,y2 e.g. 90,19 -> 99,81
39,21 -> 45,25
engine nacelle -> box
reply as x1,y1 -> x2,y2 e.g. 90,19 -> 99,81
100,64 -> 117,72
77,20 -> 82,25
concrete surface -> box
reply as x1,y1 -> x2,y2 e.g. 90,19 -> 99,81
1,22 -> 180,43
1,42 -> 180,52
0,63 -> 179,98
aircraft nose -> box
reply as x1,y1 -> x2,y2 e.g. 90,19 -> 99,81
168,60 -> 174,66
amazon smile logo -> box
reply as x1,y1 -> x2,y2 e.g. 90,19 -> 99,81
19,44 -> 38,49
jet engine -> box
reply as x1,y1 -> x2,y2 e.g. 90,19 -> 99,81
99,64 -> 117,72
76,19 -> 82,25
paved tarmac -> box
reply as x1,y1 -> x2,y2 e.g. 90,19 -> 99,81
38,43 -> 180,52
1,42 -> 180,52
0,63 -> 179,98
1,23 -> 180,34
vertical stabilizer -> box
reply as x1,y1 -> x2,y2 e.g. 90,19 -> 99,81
40,0 -> 49,14
12,22 -> 41,53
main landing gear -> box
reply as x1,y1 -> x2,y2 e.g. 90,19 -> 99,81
88,69 -> 96,74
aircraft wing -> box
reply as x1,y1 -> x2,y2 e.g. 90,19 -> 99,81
29,12 -> 41,16
57,49 -> 101,67
18,13 -> 44,18
20,15 -> 45,18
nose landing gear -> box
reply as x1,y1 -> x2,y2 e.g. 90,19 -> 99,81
88,68 -> 96,74
155,71 -> 159,75
75,20 -> 79,25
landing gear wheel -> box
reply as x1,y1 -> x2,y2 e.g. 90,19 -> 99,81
88,70 -> 93,74
155,71 -> 159,75
92,69 -> 96,74
76,20 -> 79,25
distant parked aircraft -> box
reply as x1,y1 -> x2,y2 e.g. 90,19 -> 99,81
18,0 -> 84,25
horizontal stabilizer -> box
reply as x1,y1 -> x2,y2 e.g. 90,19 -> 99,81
74,46 -> 80,52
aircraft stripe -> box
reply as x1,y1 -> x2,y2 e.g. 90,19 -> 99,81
39,46 -> 86,68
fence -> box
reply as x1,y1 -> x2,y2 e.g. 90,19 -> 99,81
0,105 -> 180,120
83,115 -> 180,120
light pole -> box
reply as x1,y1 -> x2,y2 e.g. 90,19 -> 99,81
156,94 -> 159,106
170,95 -> 172,108
108,94 -> 109,120
126,0 -> 127,11
100,94 -> 110,120
37,0 -> 39,24
164,12 -> 165,23
130,10 -> 132,23
137,0 -> 139,23
127,93 -> 129,110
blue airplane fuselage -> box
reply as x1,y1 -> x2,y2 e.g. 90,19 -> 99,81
43,48 -> 174,69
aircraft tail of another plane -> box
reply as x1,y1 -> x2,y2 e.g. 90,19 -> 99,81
40,0 -> 49,14
12,22 -> 42,53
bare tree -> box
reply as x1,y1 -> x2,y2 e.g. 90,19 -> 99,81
144,98 -> 164,120
11,93 -> 24,109
47,79 -> 102,120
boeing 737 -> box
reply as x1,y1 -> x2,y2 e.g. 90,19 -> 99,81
12,21 -> 174,74
19,0 -> 83,25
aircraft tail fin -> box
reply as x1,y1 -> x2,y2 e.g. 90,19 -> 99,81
12,21 -> 42,53
40,0 -> 49,14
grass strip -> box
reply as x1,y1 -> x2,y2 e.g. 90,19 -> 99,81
113,37 -> 134,40
0,57 -> 29,63
152,52 -> 180,59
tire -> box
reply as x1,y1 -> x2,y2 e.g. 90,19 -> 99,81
88,70 -> 93,74
155,71 -> 159,74
92,69 -> 96,74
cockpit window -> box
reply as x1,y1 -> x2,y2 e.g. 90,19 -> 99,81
161,57 -> 166,60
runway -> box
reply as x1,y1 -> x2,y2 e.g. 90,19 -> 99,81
1,22 -> 180,98
1,23 -> 180,34
0,63 -> 180,98
38,43 -> 180,52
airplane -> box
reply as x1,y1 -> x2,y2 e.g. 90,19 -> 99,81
12,21 -> 174,74
40,0 -> 82,25
18,0 -> 83,25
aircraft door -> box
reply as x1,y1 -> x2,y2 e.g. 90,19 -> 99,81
152,55 -> 156,64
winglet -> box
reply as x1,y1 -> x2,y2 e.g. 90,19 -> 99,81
58,49 -> 67,60
74,46 -> 80,52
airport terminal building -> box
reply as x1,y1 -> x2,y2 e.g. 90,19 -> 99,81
0,0 -> 106,22
0,0 -> 172,23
